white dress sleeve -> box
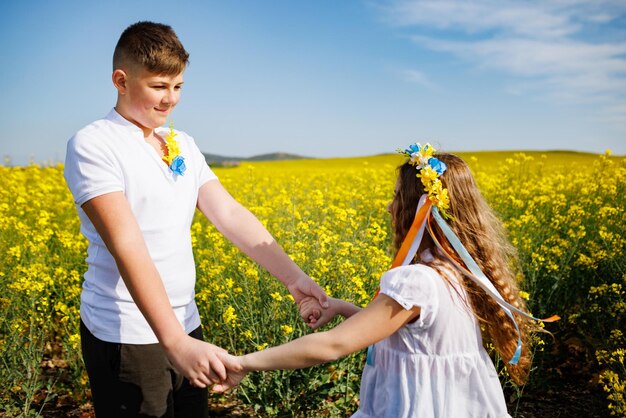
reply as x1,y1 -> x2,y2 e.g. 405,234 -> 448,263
379,264 -> 440,329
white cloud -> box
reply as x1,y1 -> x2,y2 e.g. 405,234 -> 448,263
379,0 -> 626,125
385,0 -> 578,38
403,69 -> 437,89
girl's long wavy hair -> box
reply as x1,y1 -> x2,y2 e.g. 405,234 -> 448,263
391,153 -> 533,385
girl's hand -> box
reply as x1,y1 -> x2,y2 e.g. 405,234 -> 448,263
212,352 -> 247,392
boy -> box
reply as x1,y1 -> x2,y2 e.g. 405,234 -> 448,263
64,21 -> 327,417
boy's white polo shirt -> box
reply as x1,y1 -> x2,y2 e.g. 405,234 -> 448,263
64,108 -> 217,344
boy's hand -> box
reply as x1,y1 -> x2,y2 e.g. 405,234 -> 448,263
286,274 -> 329,311
299,296 -> 322,326
299,297 -> 341,330
212,352 -> 247,392
165,335 -> 228,388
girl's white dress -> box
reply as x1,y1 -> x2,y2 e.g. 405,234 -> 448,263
352,254 -> 512,418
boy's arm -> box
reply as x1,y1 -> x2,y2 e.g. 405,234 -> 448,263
214,294 -> 419,391
82,192 -> 226,388
196,180 -> 328,308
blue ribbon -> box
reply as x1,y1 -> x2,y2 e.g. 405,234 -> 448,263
430,207 -> 525,364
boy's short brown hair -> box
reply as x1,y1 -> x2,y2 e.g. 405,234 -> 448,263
113,21 -> 189,75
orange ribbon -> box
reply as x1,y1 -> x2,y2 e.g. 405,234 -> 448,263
373,199 -> 432,299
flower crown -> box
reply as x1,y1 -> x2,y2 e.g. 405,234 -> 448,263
162,123 -> 186,176
397,143 -> 450,218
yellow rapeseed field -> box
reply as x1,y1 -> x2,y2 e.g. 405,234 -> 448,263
1,151 -> 624,417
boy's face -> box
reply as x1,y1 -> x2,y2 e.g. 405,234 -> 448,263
114,67 -> 184,136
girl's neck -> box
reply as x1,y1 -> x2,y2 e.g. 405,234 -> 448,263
417,234 -> 435,256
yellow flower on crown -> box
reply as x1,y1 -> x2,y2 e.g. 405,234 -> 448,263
420,166 -> 439,183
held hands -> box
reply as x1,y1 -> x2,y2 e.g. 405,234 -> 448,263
285,273 -> 329,327
212,352 -> 248,392
286,273 -> 329,308
299,297 -> 341,329
165,335 -> 228,388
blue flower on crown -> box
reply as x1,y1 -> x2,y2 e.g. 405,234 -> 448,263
429,157 -> 447,176
406,143 -> 422,154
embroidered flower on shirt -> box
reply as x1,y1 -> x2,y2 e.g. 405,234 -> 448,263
170,155 -> 186,176
163,123 -> 186,176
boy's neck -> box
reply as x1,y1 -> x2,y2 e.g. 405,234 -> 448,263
114,105 -> 154,138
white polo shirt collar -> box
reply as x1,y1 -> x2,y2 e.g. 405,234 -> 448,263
106,108 -> 146,136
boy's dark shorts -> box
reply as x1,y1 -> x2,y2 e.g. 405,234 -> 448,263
80,320 -> 209,418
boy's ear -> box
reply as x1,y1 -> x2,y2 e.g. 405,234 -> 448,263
112,69 -> 128,94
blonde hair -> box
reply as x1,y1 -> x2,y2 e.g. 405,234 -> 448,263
113,21 -> 189,75
391,153 -> 534,385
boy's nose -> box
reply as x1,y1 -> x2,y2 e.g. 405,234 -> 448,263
162,90 -> 178,105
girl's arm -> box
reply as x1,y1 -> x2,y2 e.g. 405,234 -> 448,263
332,298 -> 362,318
196,180 -> 328,309
215,294 -> 420,391
299,297 -> 362,329
82,192 -> 227,388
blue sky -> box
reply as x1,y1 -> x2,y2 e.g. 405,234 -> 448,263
2,0 -> 625,164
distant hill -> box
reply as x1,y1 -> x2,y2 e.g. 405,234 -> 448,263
246,152 -> 308,162
202,152 -> 309,165
202,153 -> 246,163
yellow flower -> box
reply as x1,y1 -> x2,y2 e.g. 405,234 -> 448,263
280,325 -> 294,335
270,292 -> 283,302
68,334 -> 81,351
222,305 -> 238,326
420,166 -> 438,183
162,124 -> 181,165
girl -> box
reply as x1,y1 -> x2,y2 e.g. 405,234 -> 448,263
215,145 -> 548,417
